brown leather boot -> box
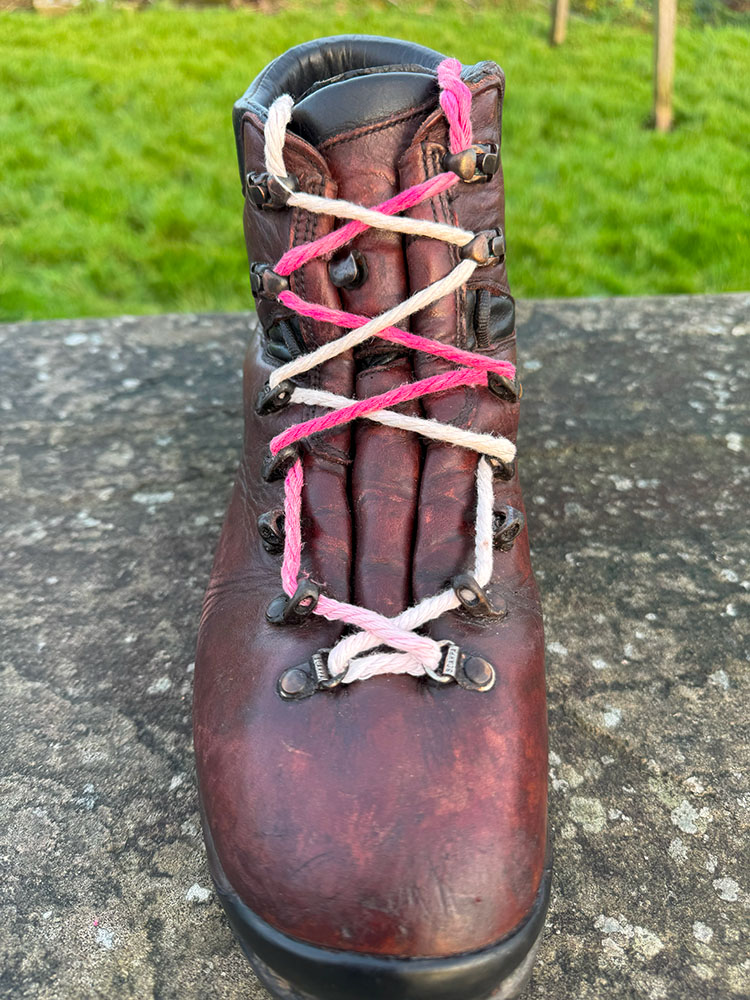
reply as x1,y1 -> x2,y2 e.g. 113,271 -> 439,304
194,36 -> 550,1000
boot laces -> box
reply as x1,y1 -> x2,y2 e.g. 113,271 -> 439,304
258,59 -> 517,683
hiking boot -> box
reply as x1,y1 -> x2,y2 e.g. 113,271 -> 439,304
194,35 -> 550,1000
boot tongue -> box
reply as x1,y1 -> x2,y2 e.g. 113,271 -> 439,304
291,70 -> 438,146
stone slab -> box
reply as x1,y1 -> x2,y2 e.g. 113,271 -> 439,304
1,294 -> 748,999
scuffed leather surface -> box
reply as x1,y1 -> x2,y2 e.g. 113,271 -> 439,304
195,50 -> 548,960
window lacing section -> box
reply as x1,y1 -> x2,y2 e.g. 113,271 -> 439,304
257,59 -> 517,683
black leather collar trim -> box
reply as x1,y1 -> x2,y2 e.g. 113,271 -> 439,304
292,70 -> 438,146
295,62 -> 436,102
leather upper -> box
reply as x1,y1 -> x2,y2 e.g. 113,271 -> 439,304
196,38 -> 547,960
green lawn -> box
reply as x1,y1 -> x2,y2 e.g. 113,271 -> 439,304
0,1 -> 748,321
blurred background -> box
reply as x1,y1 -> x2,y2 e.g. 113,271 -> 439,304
0,0 -> 747,322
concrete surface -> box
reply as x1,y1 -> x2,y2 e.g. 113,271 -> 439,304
1,294 -> 748,1000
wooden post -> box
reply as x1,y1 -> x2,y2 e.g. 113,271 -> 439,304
653,0 -> 677,131
550,0 -> 570,46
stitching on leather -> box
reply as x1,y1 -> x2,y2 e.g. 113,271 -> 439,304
300,178 -> 354,470
309,441 -> 351,467
430,145 -> 461,335
428,143 -> 478,417
289,176 -> 319,433
407,76 -> 503,154
458,286 -> 468,351
434,145 -> 466,351
320,104 -> 435,150
421,144 -> 440,227
237,457 -> 257,542
360,166 -> 402,188
467,275 -> 507,297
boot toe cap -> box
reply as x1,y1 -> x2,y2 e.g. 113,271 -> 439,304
196,662 -> 547,959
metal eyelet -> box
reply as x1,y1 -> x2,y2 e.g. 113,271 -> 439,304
246,171 -> 297,210
257,509 -> 285,554
262,443 -> 300,482
459,655 -> 496,691
443,143 -> 499,182
250,263 -> 290,300
459,228 -> 506,267
493,505 -> 525,551
328,250 -> 368,289
487,456 -> 516,481
277,664 -> 317,700
487,372 -> 521,403
255,379 -> 295,415
266,580 -> 320,626
310,648 -> 345,690
425,642 -> 497,692
424,641 -> 463,685
452,573 -> 507,619
277,648 -> 342,700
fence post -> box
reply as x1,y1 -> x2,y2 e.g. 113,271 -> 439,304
550,0 -> 570,46
654,0 -> 677,131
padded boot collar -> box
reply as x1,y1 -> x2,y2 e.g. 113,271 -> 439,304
291,70 -> 438,145
236,35 -> 446,113
233,35 -> 448,180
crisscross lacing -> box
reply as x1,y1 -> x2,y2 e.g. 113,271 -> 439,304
260,59 -> 517,683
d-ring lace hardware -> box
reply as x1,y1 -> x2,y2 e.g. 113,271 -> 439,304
257,509 -> 285,553
442,142 -> 499,182
487,372 -> 521,403
424,641 -> 497,692
277,648 -> 342,700
492,505 -> 525,551
266,579 -> 320,625
246,171 -> 298,209
250,263 -> 290,299
452,573 -> 507,619
262,442 -> 301,482
424,640 -> 463,684
488,455 -> 516,481
459,228 -> 506,266
256,378 -> 296,415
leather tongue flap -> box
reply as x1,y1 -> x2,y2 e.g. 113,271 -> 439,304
291,70 -> 438,146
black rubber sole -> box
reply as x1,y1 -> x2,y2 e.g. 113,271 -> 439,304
203,816 -> 552,1000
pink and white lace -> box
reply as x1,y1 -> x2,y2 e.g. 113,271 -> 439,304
260,59 -> 517,683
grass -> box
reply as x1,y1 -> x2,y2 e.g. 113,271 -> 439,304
0,1 -> 748,321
